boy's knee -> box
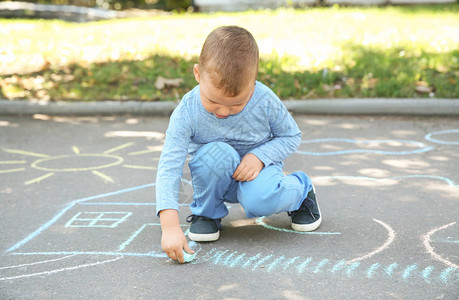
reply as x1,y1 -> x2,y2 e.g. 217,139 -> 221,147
241,203 -> 270,218
195,142 -> 239,161
238,182 -> 273,217
190,142 -> 240,178
240,198 -> 272,218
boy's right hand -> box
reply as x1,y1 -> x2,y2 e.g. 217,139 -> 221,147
161,226 -> 194,263
159,209 -> 194,263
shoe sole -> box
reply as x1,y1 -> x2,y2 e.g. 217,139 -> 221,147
291,212 -> 322,232
188,231 -> 220,242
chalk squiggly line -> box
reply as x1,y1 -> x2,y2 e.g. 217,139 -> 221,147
425,129 -> 459,145
255,216 -> 341,235
347,219 -> 396,264
198,248 -> 458,285
422,222 -> 458,269
0,256 -> 123,281
295,138 -> 433,156
0,255 -> 75,270
314,175 -> 459,188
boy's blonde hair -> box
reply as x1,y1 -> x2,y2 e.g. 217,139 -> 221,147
199,26 -> 259,97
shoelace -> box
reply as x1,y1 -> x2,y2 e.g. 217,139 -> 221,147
186,214 -> 222,229
288,196 -> 316,220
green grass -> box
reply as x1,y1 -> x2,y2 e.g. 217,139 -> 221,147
1,4 -> 458,101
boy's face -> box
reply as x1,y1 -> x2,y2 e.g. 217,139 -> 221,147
193,64 -> 255,119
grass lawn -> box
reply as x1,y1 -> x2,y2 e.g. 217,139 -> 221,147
0,4 -> 458,101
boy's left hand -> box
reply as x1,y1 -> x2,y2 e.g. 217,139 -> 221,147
233,153 -> 264,182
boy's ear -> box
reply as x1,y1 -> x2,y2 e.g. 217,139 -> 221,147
193,64 -> 200,83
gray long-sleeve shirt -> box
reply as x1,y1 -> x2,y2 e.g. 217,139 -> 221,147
155,81 -> 301,215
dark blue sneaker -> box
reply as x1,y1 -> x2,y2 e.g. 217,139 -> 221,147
186,214 -> 222,242
289,185 -> 322,232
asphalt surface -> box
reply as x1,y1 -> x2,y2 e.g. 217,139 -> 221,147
0,114 -> 458,299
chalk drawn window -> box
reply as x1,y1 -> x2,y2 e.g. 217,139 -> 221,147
65,212 -> 132,228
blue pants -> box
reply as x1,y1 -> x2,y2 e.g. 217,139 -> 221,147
188,142 -> 313,219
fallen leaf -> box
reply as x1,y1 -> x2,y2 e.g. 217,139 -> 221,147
415,85 -> 432,94
155,76 -> 183,90
415,81 -> 432,94
322,84 -> 333,92
294,79 -> 301,90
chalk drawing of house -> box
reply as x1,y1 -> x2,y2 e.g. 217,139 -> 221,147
6,181 -> 194,258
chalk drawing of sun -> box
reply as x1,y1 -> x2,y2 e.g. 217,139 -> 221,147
0,143 -> 161,185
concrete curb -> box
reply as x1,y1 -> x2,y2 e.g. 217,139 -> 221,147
283,99 -> 459,116
0,100 -> 177,116
0,98 -> 458,116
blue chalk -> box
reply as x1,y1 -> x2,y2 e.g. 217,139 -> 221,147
183,250 -> 197,263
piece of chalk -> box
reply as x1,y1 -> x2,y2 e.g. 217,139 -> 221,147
183,250 -> 197,263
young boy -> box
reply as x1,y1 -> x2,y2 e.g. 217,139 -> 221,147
156,26 -> 321,263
